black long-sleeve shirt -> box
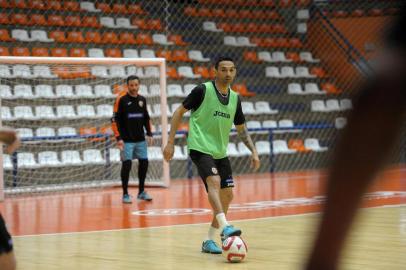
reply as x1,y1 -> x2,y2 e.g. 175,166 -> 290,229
112,93 -> 152,142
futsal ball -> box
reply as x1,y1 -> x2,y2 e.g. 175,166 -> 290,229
222,236 -> 248,263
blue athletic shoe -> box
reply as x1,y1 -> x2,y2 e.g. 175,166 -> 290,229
220,225 -> 242,242
137,191 -> 152,201
201,240 -> 222,254
122,194 -> 132,204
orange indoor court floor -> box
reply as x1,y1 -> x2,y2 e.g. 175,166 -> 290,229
1,166 -> 405,237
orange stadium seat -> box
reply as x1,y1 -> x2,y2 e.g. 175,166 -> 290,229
233,84 -> 255,97
218,22 -> 232,32
212,8 -> 225,18
276,38 -> 289,47
184,6 -> 198,16
128,4 -> 146,15
113,84 -> 127,95
149,19 -> 163,30
112,3 -> 128,14
289,38 -> 303,48
250,37 -> 265,47
167,66 -> 182,80
105,48 -> 122,58
100,125 -> 114,137
351,9 -> 365,17
333,10 -> 347,17
0,0 -> 9,8
260,0 -> 275,6
64,1 -> 80,11
47,0 -> 62,10
288,139 -> 310,153
96,2 -> 112,13
50,31 -> 67,43
263,37 -> 278,47
32,47 -> 49,57
273,24 -> 287,33
232,23 -> 246,33
297,0 -> 311,6
48,15 -> 65,26
65,16 -> 82,27
12,47 -> 30,56
0,46 -> 10,56
368,9 -> 383,16
228,9 -> 239,18
172,50 -> 191,62
85,31 -> 102,44
52,66 -> 72,79
67,32 -> 85,43
259,24 -> 272,33
11,14 -> 29,25
30,14 -> 47,26
0,29 -> 13,41
80,127 -> 99,141
119,32 -> 137,44
286,52 -> 301,62
239,10 -> 253,19
132,18 -> 148,30
136,33 -> 153,45
198,8 -> 212,17
83,16 -> 101,28
71,66 -> 92,78
29,0 -> 46,10
168,34 -> 187,46
247,23 -> 259,33
69,48 -> 86,57
243,51 -> 262,63
279,0 -> 292,7
101,32 -> 120,44
0,14 -> 10,25
311,67 -> 327,78
268,11 -> 280,20
178,122 -> 189,132
156,50 -> 174,61
51,48 -> 68,57
321,83 -> 341,94
193,66 -> 211,79
252,10 -> 267,19
9,0 -> 27,8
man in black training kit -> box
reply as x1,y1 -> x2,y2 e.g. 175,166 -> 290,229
306,5 -> 406,270
0,127 -> 21,270
112,75 -> 154,203
163,57 -> 260,254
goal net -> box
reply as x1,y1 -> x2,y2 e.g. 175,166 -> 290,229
0,56 -> 168,197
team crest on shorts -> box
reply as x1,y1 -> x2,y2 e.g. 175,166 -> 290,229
138,100 -> 144,107
211,167 -> 218,174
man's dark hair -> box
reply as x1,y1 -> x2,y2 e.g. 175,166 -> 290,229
127,75 -> 140,85
214,57 -> 234,70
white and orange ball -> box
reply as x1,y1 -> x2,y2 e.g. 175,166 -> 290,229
222,236 -> 248,263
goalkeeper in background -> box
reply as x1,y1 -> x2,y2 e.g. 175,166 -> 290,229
112,75 -> 154,203
0,127 -> 20,270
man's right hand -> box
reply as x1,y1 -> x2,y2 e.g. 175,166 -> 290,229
117,140 -> 124,151
163,143 -> 174,162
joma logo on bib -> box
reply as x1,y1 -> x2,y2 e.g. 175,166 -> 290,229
213,110 -> 230,118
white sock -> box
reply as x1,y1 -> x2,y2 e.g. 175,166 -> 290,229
216,213 -> 229,229
206,226 -> 218,241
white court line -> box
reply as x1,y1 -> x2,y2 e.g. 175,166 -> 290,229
14,204 -> 406,239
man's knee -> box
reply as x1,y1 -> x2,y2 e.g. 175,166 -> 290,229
221,188 -> 233,203
206,175 -> 221,190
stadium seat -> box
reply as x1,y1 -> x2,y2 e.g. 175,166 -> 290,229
0,29 -> 13,41
300,52 -> 320,62
311,67 -> 327,78
304,138 -> 328,152
156,50 -> 173,62
128,4 -> 146,15
127,66 -> 144,78
96,104 -> 113,118
35,84 -> 55,98
172,50 -> 191,62
3,154 -> 12,170
279,119 -> 294,129
1,107 -> 13,121
82,17 -> 101,28
147,18 -> 162,30
280,66 -> 296,78
288,139 -> 310,153
17,152 -> 38,169
0,85 -> 12,99
13,65 -> 35,78
83,149 -> 105,165
67,32 -> 85,43
144,67 -> 160,78
148,147 -> 163,161
335,117 -> 347,129
296,66 -> 316,78
108,148 -> 121,163
57,127 -> 78,138
173,145 -> 187,160
14,84 -> 34,98
262,120 -> 277,129
304,83 -> 325,95
265,66 -> 282,78
123,49 -> 139,58
0,64 -> 12,77
233,84 -> 256,97
237,36 -> 257,47
138,84 -> 149,97
243,51 -> 261,63
109,65 -> 127,78
14,106 -> 35,120
258,51 -> 274,62
100,17 -> 117,28
33,65 -> 57,78
30,13 -> 47,26
273,51 -> 291,62
77,105 -> 96,118
153,104 -> 171,117
36,127 -> 56,138
311,100 -> 328,112
50,31 -> 66,43
64,1 -> 80,11
11,29 -> 32,42
273,140 -> 296,154
61,150 -> 82,166
227,143 -> 240,157
297,23 -> 307,34
241,102 -> 256,115
94,85 -> 114,98
112,3 -> 128,14
238,142 -> 251,156
16,128 -> 34,139
189,50 -> 210,62
288,83 -> 303,95
183,84 -> 196,96
325,99 -> 340,111
48,15 -> 64,26
75,85 -> 93,98
116,17 -> 136,29
56,85 -> 74,98
47,0 -> 62,10
255,141 -> 270,155
168,34 -> 187,46
80,1 -> 101,12
32,47 -> 49,57
0,13 -> 10,25
286,52 -> 301,62
224,36 -> 238,46
166,67 -> 181,79
85,32 -> 102,43
51,48 -> 68,57
56,105 -> 77,119
105,48 -> 122,58
91,66 -> 109,78
321,83 -> 341,94
153,34 -> 174,45
140,49 -> 156,58
96,2 -> 112,13
193,66 -> 211,79
65,15 -> 81,27
167,84 -> 184,97
132,18 -> 148,30
246,120 -> 261,130
119,32 -> 136,45
35,106 -> 56,120
101,32 -> 120,44
178,66 -> 201,79
203,21 -> 222,32
11,14 -> 29,25
88,48 -> 104,58
31,30 -> 53,42
297,9 -> 310,20
70,48 -> 87,57
340,99 -> 352,110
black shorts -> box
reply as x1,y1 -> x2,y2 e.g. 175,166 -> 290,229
189,150 -> 234,192
0,214 -> 13,254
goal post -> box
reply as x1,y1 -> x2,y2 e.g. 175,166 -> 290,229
0,56 -> 169,199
